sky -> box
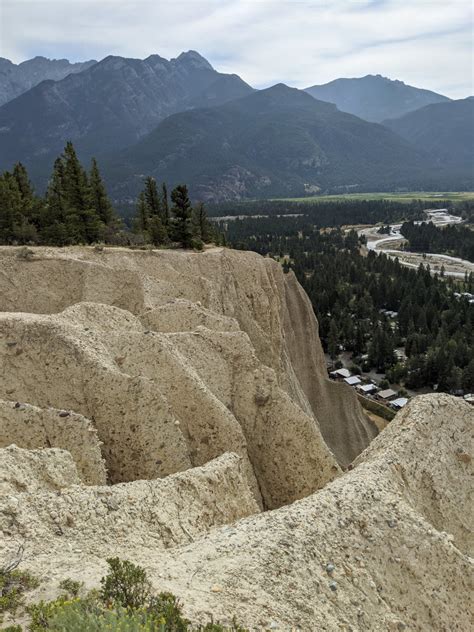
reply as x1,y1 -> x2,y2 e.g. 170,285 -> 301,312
0,0 -> 472,98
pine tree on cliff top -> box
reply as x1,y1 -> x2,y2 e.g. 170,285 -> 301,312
170,184 -> 193,248
88,158 -> 115,225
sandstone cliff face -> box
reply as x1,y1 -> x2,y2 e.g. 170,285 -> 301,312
139,395 -> 472,631
0,451 -> 259,556
0,445 -> 81,495
1,395 -> 471,630
0,247 -> 374,501
0,400 -> 106,485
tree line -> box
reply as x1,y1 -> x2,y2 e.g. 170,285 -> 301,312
208,196 -> 470,222
0,142 -> 216,249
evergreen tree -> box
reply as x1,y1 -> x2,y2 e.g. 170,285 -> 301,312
0,172 -> 23,243
170,185 -> 193,248
133,181 -> 169,245
135,192 -> 148,233
44,157 -> 76,245
1,148 -> 117,245
62,141 -> 103,243
62,142 -> 89,214
161,182 -> 169,226
148,215 -> 168,247
144,177 -> 161,217
192,202 -> 212,243
88,158 -> 114,225
12,163 -> 34,205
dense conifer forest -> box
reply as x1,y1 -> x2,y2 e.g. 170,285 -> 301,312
0,143 -> 215,249
400,221 -> 474,262
208,196 -> 474,222
223,218 -> 474,393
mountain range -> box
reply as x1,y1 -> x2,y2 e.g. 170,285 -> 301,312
383,97 -> 474,169
0,52 -> 471,201
0,51 -> 253,183
305,74 -> 450,123
105,84 -> 432,202
0,55 -> 96,106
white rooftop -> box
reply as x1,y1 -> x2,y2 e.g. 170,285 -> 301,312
358,383 -> 377,393
378,388 -> 397,400
344,376 -> 362,385
330,368 -> 352,378
391,397 -> 408,408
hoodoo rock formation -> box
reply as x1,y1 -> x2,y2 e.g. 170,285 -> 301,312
1,246 -> 471,630
0,246 -> 374,490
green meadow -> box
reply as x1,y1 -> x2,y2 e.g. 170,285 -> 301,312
274,191 -> 474,204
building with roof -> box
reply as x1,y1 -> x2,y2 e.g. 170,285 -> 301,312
391,397 -> 408,410
376,388 -> 397,402
357,383 -> 378,395
329,368 -> 352,380
344,375 -> 362,386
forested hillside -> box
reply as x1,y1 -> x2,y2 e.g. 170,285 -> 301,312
107,84 -> 439,202
383,98 -> 474,170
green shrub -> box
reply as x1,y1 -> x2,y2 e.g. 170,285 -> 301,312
148,593 -> 188,631
27,596 -> 70,631
23,560 -> 248,631
100,558 -> 151,610
1,625 -> 22,631
58,579 -> 83,598
0,568 -> 39,619
49,602 -> 165,631
191,238 -> 204,251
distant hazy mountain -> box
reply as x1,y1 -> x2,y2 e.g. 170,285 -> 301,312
305,75 -> 450,123
383,97 -> 474,170
0,51 -> 254,180
105,84 -> 431,202
0,56 -> 96,106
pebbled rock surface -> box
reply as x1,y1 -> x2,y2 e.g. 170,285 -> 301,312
1,395 -> 471,631
0,400 -> 106,485
0,452 -> 259,558
133,395 -> 474,630
0,444 -> 81,495
0,246 -> 375,472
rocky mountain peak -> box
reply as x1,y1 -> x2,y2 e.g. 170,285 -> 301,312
174,50 -> 214,71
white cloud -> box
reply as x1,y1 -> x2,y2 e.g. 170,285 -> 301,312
0,0 -> 472,98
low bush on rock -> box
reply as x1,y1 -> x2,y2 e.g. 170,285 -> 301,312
0,549 -> 39,626
1,558 -> 247,632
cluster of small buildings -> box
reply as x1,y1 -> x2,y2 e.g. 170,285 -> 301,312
329,367 -> 408,410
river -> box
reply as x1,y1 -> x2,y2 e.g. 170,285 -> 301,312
358,209 -> 473,278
